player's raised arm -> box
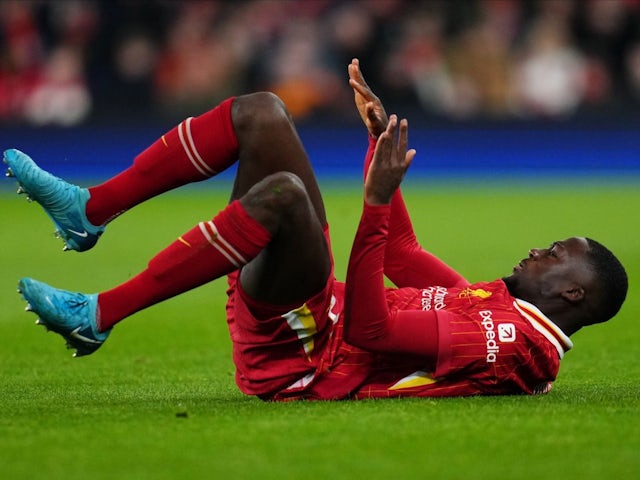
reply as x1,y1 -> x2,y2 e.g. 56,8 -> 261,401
348,58 -> 388,138
344,116 -> 439,358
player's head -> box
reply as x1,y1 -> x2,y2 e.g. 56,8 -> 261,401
503,237 -> 627,328
581,238 -> 628,324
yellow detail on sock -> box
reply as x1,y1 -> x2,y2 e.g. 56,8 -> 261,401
161,135 -> 168,147
178,237 -> 192,247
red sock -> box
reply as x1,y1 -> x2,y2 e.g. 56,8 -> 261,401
96,200 -> 271,331
86,97 -> 238,225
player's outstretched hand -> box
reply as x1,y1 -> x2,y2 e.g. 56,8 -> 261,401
365,115 -> 415,206
348,58 -> 388,138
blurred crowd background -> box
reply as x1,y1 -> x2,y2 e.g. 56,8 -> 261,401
1,0 -> 640,127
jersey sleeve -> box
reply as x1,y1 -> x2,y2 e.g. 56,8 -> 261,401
362,135 -> 468,289
344,203 -> 439,361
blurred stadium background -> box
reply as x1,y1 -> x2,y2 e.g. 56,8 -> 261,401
1,6 -> 638,478
0,0 -> 638,178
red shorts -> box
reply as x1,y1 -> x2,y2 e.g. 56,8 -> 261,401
224,225 -> 358,398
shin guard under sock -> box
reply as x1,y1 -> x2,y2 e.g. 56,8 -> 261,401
86,97 -> 238,226
96,200 -> 271,330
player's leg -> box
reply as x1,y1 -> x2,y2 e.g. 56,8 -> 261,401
93,91 -> 330,306
229,92 -> 326,226
84,97 -> 239,226
89,91 -> 328,224
88,91 -> 327,237
16,91 -> 331,355
227,92 -> 330,304
3,97 -> 238,251
4,91 -> 323,252
18,170 -> 330,356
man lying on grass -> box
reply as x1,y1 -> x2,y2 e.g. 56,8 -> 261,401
5,59 -> 627,399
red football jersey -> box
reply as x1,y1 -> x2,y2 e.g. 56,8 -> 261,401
224,138 -> 573,400
227,275 -> 572,400
352,279 -> 573,398
339,202 -> 573,399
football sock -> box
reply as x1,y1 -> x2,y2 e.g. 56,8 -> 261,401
86,97 -> 238,226
96,200 -> 271,331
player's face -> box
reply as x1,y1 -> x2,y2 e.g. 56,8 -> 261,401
506,237 -> 594,300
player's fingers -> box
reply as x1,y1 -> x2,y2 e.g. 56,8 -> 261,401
405,149 -> 416,167
350,79 -> 373,101
374,121 -> 394,164
384,115 -> 398,162
366,102 -> 378,120
386,114 -> 397,132
376,130 -> 392,158
397,118 -> 409,162
349,58 -> 362,79
384,116 -> 397,145
351,58 -> 372,88
348,63 -> 358,82
348,60 -> 358,80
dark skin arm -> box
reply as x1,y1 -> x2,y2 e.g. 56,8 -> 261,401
349,57 -> 410,202
348,58 -> 388,138
348,58 -> 415,205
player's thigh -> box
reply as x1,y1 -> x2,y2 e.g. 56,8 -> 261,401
239,175 -> 331,305
230,92 -> 326,226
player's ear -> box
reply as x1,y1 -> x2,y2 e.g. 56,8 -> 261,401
561,285 -> 585,304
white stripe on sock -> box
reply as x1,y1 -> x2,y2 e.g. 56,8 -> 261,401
198,221 -> 246,268
178,118 -> 215,177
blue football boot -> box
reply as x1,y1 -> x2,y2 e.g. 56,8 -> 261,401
18,278 -> 110,357
3,148 -> 104,252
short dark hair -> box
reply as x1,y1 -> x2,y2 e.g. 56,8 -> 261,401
585,238 -> 628,324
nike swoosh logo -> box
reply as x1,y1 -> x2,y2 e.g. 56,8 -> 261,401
69,326 -> 102,344
67,228 -> 89,238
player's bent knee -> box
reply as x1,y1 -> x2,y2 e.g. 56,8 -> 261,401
255,171 -> 307,209
240,172 -> 310,231
233,92 -> 293,133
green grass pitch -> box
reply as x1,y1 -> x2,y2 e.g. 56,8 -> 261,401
1,178 -> 638,479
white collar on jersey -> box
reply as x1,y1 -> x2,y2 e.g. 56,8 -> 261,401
513,299 -> 574,359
